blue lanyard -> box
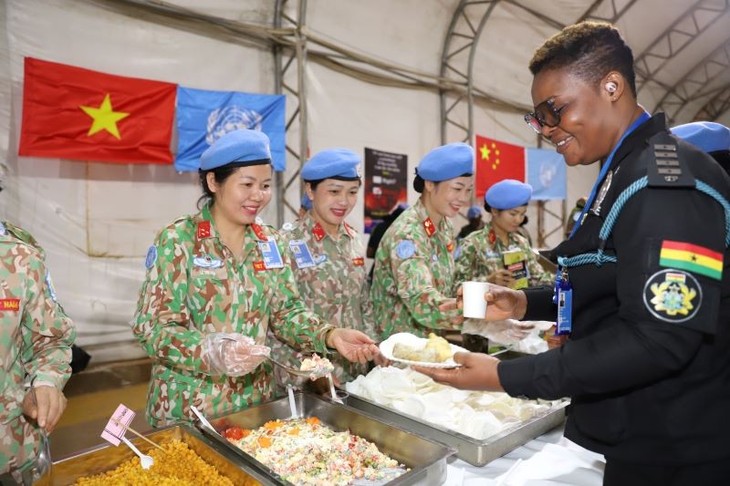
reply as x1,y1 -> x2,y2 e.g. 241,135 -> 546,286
569,111 -> 651,238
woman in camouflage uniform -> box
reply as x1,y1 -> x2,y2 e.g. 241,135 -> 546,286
370,142 -> 473,340
272,148 -> 376,386
455,179 -> 553,352
0,221 -> 75,483
132,130 -> 379,427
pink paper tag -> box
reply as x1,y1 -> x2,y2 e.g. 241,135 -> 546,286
101,404 -> 136,446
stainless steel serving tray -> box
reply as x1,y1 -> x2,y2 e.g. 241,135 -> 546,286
345,390 -> 567,467
343,350 -> 568,466
36,424 -> 261,485
197,392 -> 454,486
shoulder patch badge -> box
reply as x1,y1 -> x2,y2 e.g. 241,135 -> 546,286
643,269 -> 702,323
45,272 -> 58,302
454,244 -> 462,260
396,240 -> 416,260
145,245 -> 158,269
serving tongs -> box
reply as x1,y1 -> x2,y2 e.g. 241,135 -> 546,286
268,356 -> 317,378
191,406 -> 219,438
268,356 -> 343,405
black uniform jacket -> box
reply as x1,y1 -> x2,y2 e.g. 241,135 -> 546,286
499,114 -> 730,465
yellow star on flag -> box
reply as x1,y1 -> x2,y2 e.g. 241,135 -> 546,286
480,143 -> 490,161
80,94 -> 129,139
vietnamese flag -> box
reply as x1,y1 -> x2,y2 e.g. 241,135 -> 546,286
18,57 -> 176,164
474,134 -> 526,199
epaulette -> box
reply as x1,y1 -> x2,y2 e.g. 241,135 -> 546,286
1,221 -> 45,256
647,132 -> 695,188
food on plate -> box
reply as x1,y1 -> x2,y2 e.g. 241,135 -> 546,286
392,333 -> 452,363
299,353 -> 335,380
224,417 -> 407,485
74,439 -> 237,485
346,366 -> 560,440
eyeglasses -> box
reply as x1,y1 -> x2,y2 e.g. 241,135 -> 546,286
524,99 -> 564,133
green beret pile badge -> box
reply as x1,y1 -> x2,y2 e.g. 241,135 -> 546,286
643,269 -> 701,323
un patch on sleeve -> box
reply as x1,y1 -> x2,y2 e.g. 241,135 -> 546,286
643,269 -> 702,323
45,272 -> 58,302
396,240 -> 416,260
145,245 -> 158,269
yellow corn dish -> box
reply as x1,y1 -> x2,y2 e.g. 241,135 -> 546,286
74,440 -> 235,486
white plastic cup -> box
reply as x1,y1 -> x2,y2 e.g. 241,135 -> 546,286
463,281 -> 489,319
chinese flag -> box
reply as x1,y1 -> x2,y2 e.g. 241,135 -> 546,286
18,57 -> 176,164
474,134 -> 526,199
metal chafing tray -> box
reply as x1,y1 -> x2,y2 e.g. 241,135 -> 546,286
343,350 -> 568,467
344,390 -> 567,467
35,424 -> 261,485
197,392 -> 454,486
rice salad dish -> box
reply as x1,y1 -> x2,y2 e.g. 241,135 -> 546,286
223,416 -> 407,485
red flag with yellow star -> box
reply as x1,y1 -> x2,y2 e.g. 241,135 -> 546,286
474,134 -> 526,199
18,57 -> 176,164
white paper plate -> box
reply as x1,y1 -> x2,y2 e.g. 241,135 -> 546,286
379,332 -> 468,368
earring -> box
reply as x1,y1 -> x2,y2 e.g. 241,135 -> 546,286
605,82 -> 617,93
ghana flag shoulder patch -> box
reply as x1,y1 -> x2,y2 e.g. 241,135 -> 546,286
659,240 -> 723,280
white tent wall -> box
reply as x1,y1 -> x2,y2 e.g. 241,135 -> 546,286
3,0 -> 281,362
7,0 -> 687,363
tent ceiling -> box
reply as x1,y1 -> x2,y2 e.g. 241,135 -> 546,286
91,0 -> 730,128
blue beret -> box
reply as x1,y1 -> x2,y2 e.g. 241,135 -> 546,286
467,205 -> 481,219
300,193 -> 312,210
671,122 -> 730,153
301,148 -> 361,181
200,129 -> 271,171
416,142 -> 474,182
485,179 -> 533,210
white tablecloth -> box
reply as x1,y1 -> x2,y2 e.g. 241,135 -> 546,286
443,425 -> 605,486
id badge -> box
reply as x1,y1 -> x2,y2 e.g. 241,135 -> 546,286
556,286 -> 573,335
258,239 -> 284,269
288,240 -> 316,268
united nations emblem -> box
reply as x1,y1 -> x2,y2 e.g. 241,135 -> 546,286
643,269 -> 701,323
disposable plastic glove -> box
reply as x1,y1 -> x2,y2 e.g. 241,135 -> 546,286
463,319 -> 535,345
202,333 -> 270,377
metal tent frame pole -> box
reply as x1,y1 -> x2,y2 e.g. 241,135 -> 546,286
274,0 -> 309,227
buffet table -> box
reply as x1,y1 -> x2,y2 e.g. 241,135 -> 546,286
444,425 -> 605,486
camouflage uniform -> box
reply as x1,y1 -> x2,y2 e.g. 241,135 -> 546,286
0,222 -> 75,477
454,222 -> 553,288
132,204 -> 335,428
454,222 -> 553,351
370,199 -> 462,340
270,213 -> 375,385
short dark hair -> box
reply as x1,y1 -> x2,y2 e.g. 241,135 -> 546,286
413,174 -> 426,193
307,178 -> 362,191
414,172 -> 472,194
529,21 -> 636,97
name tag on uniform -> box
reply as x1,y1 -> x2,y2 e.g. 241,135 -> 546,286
0,298 -> 20,311
289,240 -> 316,268
258,239 -> 284,269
